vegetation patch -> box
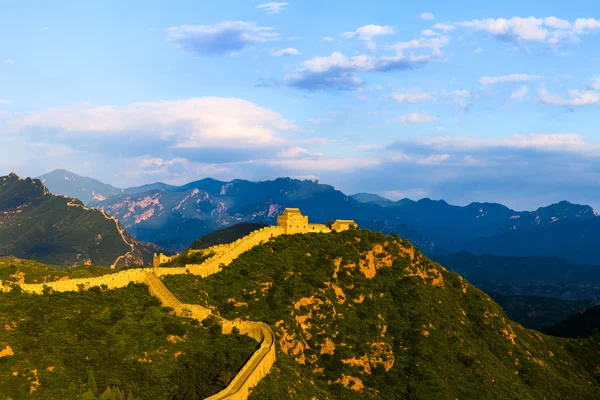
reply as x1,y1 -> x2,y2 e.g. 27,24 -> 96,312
0,283 -> 257,399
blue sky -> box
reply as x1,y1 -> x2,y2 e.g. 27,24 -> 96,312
1,0 -> 600,210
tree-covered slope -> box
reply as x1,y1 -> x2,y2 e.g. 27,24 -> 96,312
0,283 -> 257,399
164,229 -> 600,399
0,173 -> 152,267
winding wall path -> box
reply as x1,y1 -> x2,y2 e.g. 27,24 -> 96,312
0,228 -> 285,400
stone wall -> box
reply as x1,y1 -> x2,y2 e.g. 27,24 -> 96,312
155,226 -> 285,278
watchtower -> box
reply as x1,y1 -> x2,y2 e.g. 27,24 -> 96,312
277,208 -> 309,234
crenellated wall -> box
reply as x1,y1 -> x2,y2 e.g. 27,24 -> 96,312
155,226 -> 286,277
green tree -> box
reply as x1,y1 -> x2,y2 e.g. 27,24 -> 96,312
87,369 -> 98,394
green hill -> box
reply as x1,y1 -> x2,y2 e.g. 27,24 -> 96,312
164,229 -> 600,399
0,173 -> 153,267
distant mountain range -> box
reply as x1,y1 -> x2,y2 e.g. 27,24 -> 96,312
0,173 -> 158,267
38,170 -> 600,265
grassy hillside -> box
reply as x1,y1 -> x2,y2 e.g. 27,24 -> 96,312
0,283 -> 257,399
0,256 -> 117,284
0,173 -> 152,268
164,229 -> 600,399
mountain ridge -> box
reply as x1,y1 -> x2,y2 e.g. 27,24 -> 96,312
0,173 -> 156,267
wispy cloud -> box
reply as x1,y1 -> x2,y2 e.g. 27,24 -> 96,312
0,99 -> 11,105
479,73 -> 541,85
2,59 -> 14,65
256,2 -> 288,15
444,89 -> 472,110
420,12 -> 436,21
509,86 -> 529,102
397,112 -> 439,124
269,47 -> 300,57
166,21 -> 278,55
539,87 -> 600,106
386,89 -> 436,103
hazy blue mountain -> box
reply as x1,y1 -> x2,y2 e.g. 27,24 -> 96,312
39,170 -> 600,262
488,292 -> 600,331
462,217 -> 600,265
38,169 -> 122,205
544,305 -> 600,338
350,192 -> 394,206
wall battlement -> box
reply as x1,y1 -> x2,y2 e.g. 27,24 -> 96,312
153,208 -> 356,269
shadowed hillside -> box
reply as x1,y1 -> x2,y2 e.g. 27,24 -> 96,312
0,173 -> 153,268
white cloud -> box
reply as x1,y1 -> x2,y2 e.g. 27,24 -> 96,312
432,23 -> 455,31
397,112 -> 439,124
474,48 -> 483,54
418,154 -> 450,164
387,89 -> 436,103
591,77 -> 600,90
0,99 -> 11,105
405,133 -> 598,154
166,21 -> 278,55
457,17 -> 548,42
544,16 -> 570,30
479,73 -> 541,85
391,36 -> 449,56
420,12 -> 436,21
510,86 -> 529,102
421,29 -> 437,37
449,16 -> 600,46
539,87 -> 600,106
573,18 -> 600,33
6,97 -> 298,150
256,2 -> 288,15
321,36 -> 335,42
342,24 -> 395,40
270,47 -> 300,57
341,24 -> 395,51
285,46 -> 444,91
277,146 -> 312,158
2,59 -> 14,65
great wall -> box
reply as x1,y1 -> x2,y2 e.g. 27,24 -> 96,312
0,208 -> 357,400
